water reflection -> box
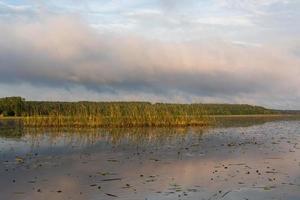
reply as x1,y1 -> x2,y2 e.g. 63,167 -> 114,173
0,118 -> 300,200
0,126 -> 205,150
214,115 -> 300,127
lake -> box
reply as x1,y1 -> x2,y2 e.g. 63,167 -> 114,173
0,117 -> 300,200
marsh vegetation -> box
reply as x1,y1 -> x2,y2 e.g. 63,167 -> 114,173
0,97 -> 278,127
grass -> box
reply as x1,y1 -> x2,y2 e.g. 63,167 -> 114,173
0,96 -> 289,128
1,114 -> 296,128
19,115 -> 211,128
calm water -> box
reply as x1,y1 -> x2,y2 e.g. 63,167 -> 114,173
0,118 -> 300,200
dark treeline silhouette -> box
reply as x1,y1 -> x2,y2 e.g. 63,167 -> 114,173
0,96 -> 278,127
0,97 -> 25,116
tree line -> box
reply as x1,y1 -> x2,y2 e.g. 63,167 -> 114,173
0,97 -> 277,127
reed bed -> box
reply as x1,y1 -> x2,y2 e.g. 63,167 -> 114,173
0,97 -> 277,128
22,115 -> 211,128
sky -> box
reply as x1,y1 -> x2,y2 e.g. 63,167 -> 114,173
0,0 -> 300,109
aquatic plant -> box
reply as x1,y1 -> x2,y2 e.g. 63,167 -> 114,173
0,97 -> 278,127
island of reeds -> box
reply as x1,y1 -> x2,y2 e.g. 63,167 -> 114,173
0,97 -> 280,127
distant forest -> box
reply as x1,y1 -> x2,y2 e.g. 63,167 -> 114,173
0,96 -> 282,127
0,96 -> 277,117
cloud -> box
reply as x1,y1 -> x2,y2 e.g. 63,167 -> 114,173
0,3 -> 300,108
195,16 -> 253,26
0,1 -> 39,19
216,0 -> 290,12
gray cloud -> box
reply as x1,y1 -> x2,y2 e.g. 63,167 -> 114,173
0,12 -> 300,108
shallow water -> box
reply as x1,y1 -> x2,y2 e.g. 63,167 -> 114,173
0,118 -> 300,200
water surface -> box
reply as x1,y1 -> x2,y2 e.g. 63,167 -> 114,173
0,118 -> 300,200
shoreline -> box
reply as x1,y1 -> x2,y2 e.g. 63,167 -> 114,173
1,114 -> 298,120
1,114 -> 299,128
210,114 -> 300,118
